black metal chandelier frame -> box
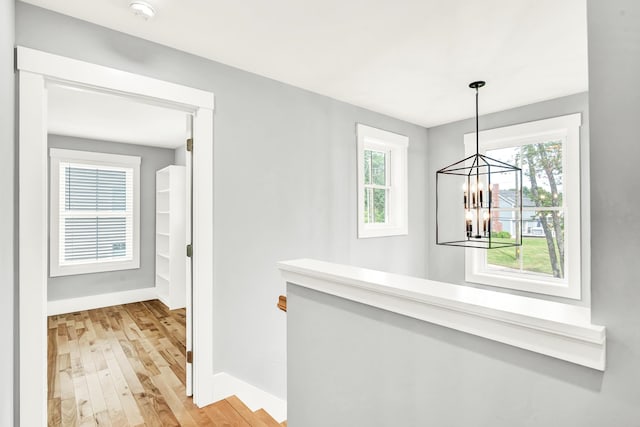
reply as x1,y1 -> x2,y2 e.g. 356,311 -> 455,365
436,81 -> 523,249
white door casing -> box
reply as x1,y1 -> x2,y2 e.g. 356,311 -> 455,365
17,46 -> 216,426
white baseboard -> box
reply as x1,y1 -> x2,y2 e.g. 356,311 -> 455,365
211,372 -> 287,423
47,287 -> 158,316
157,292 -> 171,309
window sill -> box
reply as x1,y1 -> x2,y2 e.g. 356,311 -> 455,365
278,258 -> 605,371
465,269 -> 580,299
357,224 -> 408,239
50,259 -> 140,277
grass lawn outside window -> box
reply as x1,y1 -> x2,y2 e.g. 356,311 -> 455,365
487,237 -> 562,276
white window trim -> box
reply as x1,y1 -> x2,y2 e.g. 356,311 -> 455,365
464,113 -> 584,299
357,123 -> 408,238
49,148 -> 141,276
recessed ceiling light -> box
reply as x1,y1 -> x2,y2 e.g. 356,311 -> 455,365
129,1 -> 155,19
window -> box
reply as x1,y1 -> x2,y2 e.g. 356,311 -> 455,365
465,114 -> 584,299
50,148 -> 141,276
357,124 -> 408,238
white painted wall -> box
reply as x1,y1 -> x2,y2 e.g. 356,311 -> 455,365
1,0 -> 14,425
16,2 -> 428,401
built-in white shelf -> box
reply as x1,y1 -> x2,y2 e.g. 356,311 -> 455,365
155,165 -> 186,310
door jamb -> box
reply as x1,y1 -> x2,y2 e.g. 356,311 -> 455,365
17,46 -> 216,426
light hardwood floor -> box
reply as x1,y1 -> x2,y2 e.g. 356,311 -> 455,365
48,300 -> 284,426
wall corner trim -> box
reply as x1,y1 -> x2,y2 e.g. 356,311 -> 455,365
47,286 -> 158,316
278,259 -> 606,371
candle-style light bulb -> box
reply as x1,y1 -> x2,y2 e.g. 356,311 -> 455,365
471,185 -> 476,208
478,181 -> 484,206
465,210 -> 473,238
482,210 -> 490,235
462,182 -> 468,209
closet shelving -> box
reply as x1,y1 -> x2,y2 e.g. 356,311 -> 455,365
155,165 -> 186,309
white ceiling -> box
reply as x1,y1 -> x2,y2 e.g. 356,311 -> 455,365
27,0 -> 588,128
48,84 -> 188,148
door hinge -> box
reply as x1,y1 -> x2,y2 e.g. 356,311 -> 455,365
186,138 -> 193,152
186,244 -> 193,258
186,350 -> 193,363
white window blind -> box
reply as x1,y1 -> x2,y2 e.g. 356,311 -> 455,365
50,148 -> 141,277
59,163 -> 133,264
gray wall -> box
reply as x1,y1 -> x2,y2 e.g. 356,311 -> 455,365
1,0 -> 14,425
47,134 -> 175,300
16,3 -> 428,400
288,285 -> 608,427
174,146 -> 186,166
428,92 -> 590,306
287,1 -> 640,426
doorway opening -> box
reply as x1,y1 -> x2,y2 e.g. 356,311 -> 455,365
45,82 -> 196,424
17,46 -> 215,426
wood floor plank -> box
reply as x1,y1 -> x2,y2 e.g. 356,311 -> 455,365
60,397 -> 78,427
78,316 -> 108,418
254,409 -> 281,427
132,337 -> 162,376
225,395 -> 268,427
96,367 -> 129,427
93,410 -> 112,427
134,372 -> 174,427
68,317 -> 96,426
49,324 -> 60,400
151,372 -> 198,427
103,342 -> 145,426
126,336 -> 177,426
175,390 -> 216,427
217,399 -> 252,427
48,397 -> 61,426
202,400 -> 238,426
48,300 -> 286,427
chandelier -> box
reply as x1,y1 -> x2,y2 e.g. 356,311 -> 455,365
436,81 -> 522,249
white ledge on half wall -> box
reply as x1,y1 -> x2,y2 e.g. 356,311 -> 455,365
278,259 -> 606,371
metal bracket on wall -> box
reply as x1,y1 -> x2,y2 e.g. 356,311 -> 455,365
186,244 -> 193,258
186,138 -> 193,152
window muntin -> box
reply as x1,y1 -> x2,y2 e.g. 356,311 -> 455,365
464,114 -> 583,299
50,149 -> 140,276
363,149 -> 390,224
357,124 -> 408,238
